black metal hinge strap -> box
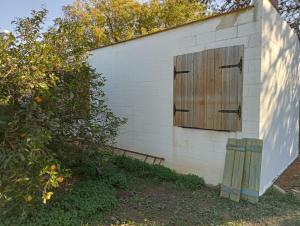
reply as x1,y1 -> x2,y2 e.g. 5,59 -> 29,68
174,66 -> 190,80
219,57 -> 243,73
173,104 -> 189,116
218,105 -> 241,119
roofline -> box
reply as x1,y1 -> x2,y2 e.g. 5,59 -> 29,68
90,5 -> 255,51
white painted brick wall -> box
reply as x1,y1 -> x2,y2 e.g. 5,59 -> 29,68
259,0 -> 300,195
89,7 -> 262,186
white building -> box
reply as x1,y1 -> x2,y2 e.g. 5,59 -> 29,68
89,0 -> 300,195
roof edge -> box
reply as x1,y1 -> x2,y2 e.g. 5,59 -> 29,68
90,5 -> 255,51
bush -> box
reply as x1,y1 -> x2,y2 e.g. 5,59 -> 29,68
149,164 -> 178,181
1,180 -> 117,226
101,166 -> 128,189
176,174 -> 205,190
0,9 -> 125,213
113,155 -> 205,190
113,155 -> 151,174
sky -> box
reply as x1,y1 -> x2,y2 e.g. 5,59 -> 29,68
0,0 -> 75,32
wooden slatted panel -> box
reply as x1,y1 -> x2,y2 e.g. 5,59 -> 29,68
221,138 -> 246,202
193,51 -> 206,128
243,138 -> 263,204
174,45 -> 243,131
219,45 -> 243,131
221,138 -> 263,203
173,53 -> 193,127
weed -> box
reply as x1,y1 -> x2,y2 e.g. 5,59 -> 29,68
1,180 -> 117,226
112,155 -> 204,190
101,166 -> 128,189
176,174 -> 205,189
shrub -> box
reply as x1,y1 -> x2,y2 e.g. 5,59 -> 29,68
0,9 -> 125,213
1,180 -> 117,226
101,167 -> 128,189
176,174 -> 205,190
113,155 -> 205,190
113,155 -> 151,174
149,164 -> 178,181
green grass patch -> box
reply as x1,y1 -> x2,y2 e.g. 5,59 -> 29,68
1,180 -> 117,226
101,165 -> 128,189
112,155 -> 204,189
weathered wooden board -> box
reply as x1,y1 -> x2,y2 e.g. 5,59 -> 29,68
219,45 -> 243,131
173,56 -> 182,126
221,138 -> 245,201
229,139 -> 246,202
205,49 -> 215,130
173,53 -> 194,127
242,138 -> 263,203
213,47 -> 224,130
193,51 -> 206,129
220,139 -> 236,198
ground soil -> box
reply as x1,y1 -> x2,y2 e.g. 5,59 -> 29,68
87,171 -> 300,226
275,157 -> 300,195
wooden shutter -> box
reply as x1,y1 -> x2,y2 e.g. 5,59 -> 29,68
217,45 -> 243,131
173,45 -> 243,131
173,53 -> 194,127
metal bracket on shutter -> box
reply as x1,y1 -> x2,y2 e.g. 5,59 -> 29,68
173,66 -> 190,80
219,57 -> 243,73
173,104 -> 189,116
218,105 -> 241,120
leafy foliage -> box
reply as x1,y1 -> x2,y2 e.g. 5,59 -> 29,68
276,0 -> 299,38
176,174 -> 205,190
64,0 -> 207,47
101,166 -> 128,189
112,155 -> 204,189
1,180 -> 117,226
0,9 -> 125,214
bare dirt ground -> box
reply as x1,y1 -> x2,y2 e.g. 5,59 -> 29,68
275,156 -> 300,196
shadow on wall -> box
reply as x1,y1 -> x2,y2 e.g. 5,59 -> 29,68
260,3 -> 300,189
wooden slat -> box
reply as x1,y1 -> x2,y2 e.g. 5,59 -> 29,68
237,46 -> 244,131
241,144 -> 251,201
221,139 -> 237,199
181,53 -> 194,127
228,46 -> 237,131
193,51 -> 206,128
245,138 -> 263,204
221,47 -> 231,130
229,139 -> 246,202
213,48 -> 224,130
205,49 -> 215,130
173,56 -> 182,126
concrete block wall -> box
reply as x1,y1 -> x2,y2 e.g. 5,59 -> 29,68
259,0 -> 300,194
89,6 -> 263,186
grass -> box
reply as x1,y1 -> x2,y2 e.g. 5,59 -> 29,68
88,156 -> 300,226
2,155 -> 300,226
87,174 -> 300,226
